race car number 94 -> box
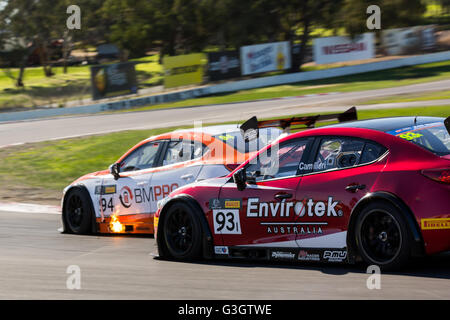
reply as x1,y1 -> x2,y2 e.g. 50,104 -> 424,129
213,209 -> 241,234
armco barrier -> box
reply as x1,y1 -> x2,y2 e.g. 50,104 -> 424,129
1,50 -> 449,123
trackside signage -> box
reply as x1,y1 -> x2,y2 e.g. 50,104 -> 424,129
163,53 -> 206,88
240,41 -> 291,76
313,33 -> 375,64
208,51 -> 241,81
90,62 -> 138,100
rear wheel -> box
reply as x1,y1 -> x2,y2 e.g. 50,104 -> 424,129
355,201 -> 412,271
163,202 -> 202,260
63,188 -> 94,234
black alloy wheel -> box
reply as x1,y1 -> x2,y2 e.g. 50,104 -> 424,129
64,188 -> 93,234
355,201 -> 412,271
163,202 -> 202,260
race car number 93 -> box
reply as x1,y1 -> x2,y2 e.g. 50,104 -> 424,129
213,209 -> 241,234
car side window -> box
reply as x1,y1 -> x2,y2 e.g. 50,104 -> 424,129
120,141 -> 162,172
246,138 -> 310,182
312,137 -> 386,173
162,140 -> 205,166
313,137 -> 364,172
360,142 -> 387,164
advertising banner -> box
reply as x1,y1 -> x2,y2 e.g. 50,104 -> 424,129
313,33 -> 375,64
382,26 -> 436,55
163,53 -> 206,88
90,62 -> 137,100
240,41 -> 291,76
208,51 -> 241,81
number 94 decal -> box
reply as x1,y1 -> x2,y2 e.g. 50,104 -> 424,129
213,209 -> 242,234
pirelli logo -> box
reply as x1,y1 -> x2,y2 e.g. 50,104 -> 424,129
224,200 -> 240,209
421,218 -> 450,230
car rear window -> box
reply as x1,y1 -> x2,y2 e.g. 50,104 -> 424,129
386,122 -> 450,156
213,128 -> 282,153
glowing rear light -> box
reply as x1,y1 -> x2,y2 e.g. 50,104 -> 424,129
421,169 -> 450,184
225,164 -> 240,172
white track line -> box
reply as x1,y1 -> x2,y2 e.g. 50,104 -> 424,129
0,202 -> 61,214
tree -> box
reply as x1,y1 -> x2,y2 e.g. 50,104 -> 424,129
337,0 -> 426,36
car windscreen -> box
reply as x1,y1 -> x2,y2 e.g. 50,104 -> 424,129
213,128 -> 282,153
386,121 -> 450,156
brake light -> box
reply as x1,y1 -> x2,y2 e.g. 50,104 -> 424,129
421,169 -> 450,184
225,164 -> 240,172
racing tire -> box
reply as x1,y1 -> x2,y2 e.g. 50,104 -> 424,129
355,201 -> 412,271
63,188 -> 94,235
162,202 -> 203,261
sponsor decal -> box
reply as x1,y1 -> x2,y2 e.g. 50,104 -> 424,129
386,122 -> 443,140
214,246 -> 229,255
323,250 -> 347,262
225,200 -> 241,209
266,225 -> 323,235
95,185 -> 117,195
271,251 -> 296,260
119,186 -> 133,208
209,198 -> 241,209
247,197 -> 343,218
421,218 -> 450,230
297,250 -> 320,262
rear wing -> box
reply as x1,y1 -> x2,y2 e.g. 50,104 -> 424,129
240,106 -> 357,141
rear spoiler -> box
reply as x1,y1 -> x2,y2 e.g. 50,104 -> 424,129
240,106 -> 357,141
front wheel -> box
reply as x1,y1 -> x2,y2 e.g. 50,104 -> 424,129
63,188 -> 94,234
162,202 -> 203,261
355,201 -> 412,271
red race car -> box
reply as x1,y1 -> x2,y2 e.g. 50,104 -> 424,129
155,111 -> 450,270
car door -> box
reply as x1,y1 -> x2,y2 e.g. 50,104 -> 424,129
216,138 -> 314,250
294,136 -> 388,259
149,139 -> 205,213
98,140 -> 165,219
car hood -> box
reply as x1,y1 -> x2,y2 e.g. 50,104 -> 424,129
72,169 -> 109,184
169,176 -> 229,197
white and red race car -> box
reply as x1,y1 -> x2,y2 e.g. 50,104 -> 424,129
61,124 -> 282,235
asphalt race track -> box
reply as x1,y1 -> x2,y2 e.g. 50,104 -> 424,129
2,79 -> 450,147
0,210 -> 449,299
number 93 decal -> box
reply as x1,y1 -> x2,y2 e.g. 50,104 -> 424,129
213,209 -> 241,234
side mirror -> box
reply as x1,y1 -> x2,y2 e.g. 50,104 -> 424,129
109,163 -> 121,180
233,168 -> 247,191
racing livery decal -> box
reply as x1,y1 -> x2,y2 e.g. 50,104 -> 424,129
210,198 -> 242,235
421,218 -> 450,230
